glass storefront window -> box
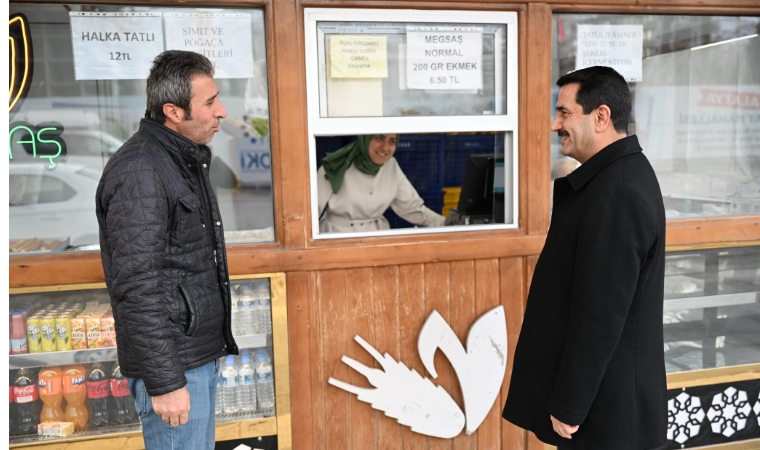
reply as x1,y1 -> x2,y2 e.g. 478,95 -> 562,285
664,246 -> 760,373
305,9 -> 519,239
550,14 -> 760,219
9,4 -> 274,254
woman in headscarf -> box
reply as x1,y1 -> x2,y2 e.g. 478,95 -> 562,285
317,134 -> 445,233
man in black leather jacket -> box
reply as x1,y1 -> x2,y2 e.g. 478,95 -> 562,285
96,50 -> 237,450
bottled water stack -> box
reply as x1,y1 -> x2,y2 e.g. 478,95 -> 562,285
255,282 -> 272,334
229,286 -> 239,337
255,352 -> 275,410
238,354 -> 257,412
221,355 -> 240,414
237,284 -> 258,335
215,375 -> 223,415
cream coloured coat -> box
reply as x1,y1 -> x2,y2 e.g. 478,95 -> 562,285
317,158 -> 445,233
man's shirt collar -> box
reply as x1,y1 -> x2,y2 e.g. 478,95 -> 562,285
566,134 -> 642,191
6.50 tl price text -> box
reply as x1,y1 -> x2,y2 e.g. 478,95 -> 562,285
429,76 -> 462,85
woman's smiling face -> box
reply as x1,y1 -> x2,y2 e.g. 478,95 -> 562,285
368,134 -> 398,165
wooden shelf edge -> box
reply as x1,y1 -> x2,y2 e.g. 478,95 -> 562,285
666,363 -> 760,390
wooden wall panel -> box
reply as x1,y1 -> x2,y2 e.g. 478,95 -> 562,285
346,268 -> 378,449
286,271 -> 313,450
398,264 -> 428,450
450,261 -> 478,450
425,262 -> 454,450
475,259 -> 502,450
500,257 -> 526,450
371,266 -> 404,447
289,257 -> 532,450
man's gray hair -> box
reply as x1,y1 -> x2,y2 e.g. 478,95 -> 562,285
146,50 -> 215,123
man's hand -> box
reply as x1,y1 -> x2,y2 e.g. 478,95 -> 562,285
152,386 -> 190,426
551,415 -> 579,439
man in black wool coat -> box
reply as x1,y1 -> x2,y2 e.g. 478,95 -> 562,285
502,66 -> 667,450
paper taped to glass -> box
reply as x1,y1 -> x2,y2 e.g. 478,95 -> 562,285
329,35 -> 388,78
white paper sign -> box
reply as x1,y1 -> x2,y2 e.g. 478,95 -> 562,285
406,26 -> 483,90
164,13 -> 253,79
576,24 -> 643,82
70,12 -> 164,80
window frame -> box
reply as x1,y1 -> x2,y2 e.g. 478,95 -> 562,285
304,8 -> 519,240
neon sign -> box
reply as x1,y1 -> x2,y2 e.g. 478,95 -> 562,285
9,13 -> 34,116
9,122 -> 67,169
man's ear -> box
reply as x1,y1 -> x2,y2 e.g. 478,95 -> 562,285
163,103 -> 183,125
594,105 -> 613,133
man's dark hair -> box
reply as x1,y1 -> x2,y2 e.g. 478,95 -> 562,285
556,66 -> 631,134
146,50 -> 215,123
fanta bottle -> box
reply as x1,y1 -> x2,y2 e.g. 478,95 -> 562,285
62,364 -> 88,430
38,366 -> 64,422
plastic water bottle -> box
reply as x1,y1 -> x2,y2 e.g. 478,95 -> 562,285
221,356 -> 239,414
229,286 -> 239,337
214,373 -> 223,415
255,353 -> 275,411
237,284 -> 257,335
238,354 -> 257,412
255,282 -> 272,334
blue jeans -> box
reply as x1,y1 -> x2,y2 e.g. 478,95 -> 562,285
129,359 -> 220,450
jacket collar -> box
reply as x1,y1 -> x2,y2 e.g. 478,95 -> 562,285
566,135 -> 641,191
139,118 -> 211,164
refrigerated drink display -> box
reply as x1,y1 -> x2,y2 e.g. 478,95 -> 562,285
13,368 -> 40,435
9,274 -> 283,444
62,365 -> 88,430
38,366 -> 64,422
110,363 -> 137,425
87,363 -> 110,428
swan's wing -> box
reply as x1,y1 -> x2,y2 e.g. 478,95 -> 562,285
329,335 -> 465,439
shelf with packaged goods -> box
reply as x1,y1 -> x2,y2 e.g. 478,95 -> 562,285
9,333 -> 272,370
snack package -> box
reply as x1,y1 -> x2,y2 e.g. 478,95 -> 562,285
38,421 -> 75,437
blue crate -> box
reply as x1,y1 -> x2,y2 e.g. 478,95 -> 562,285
443,134 -> 497,186
384,189 -> 445,229
315,136 -> 356,168
393,134 -> 445,192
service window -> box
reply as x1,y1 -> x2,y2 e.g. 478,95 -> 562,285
305,9 -> 518,239
549,14 -> 760,219
9,4 -> 274,253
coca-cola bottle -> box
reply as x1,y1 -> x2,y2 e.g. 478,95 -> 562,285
13,368 -> 40,435
87,362 -> 110,428
9,381 -> 18,436
110,363 -> 137,425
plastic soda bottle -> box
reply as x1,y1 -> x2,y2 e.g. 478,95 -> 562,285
13,368 -> 40,435
38,366 -> 64,422
62,364 -> 89,430
87,362 -> 110,427
111,363 -> 137,425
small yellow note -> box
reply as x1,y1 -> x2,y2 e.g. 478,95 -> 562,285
329,35 -> 388,78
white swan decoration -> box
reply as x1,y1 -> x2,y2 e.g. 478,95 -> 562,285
329,305 -> 508,438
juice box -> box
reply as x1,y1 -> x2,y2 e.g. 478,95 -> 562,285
26,316 -> 42,354
86,316 -> 102,348
70,316 -> 87,350
100,316 -> 116,348
56,314 -> 73,351
40,316 -> 57,352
